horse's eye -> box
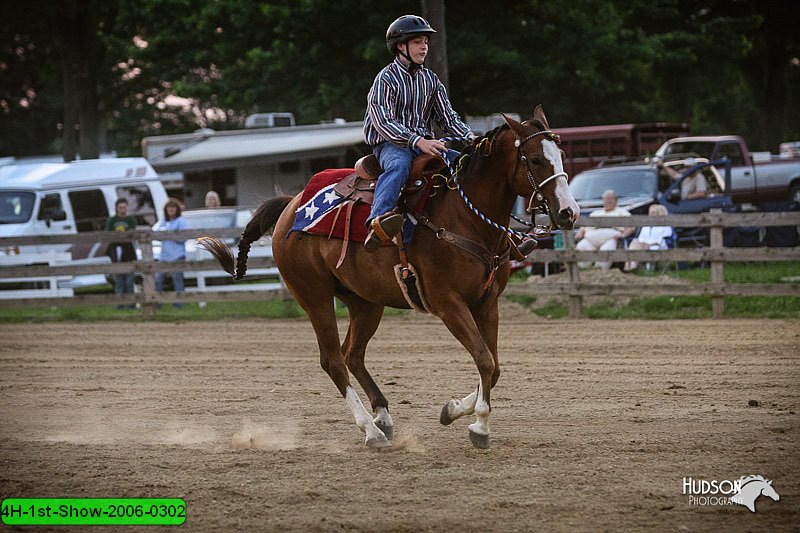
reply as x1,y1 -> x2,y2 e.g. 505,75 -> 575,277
530,157 -> 542,165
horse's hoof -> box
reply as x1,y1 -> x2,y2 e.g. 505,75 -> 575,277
468,429 -> 490,449
375,421 -> 394,440
440,402 -> 455,426
366,433 -> 391,448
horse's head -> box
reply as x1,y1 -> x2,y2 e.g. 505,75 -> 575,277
501,106 -> 579,230
761,479 -> 780,502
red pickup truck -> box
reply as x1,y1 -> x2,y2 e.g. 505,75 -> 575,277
655,135 -> 800,205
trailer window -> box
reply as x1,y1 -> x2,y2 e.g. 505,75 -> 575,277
68,189 -> 109,232
116,185 -> 156,225
0,191 -> 35,224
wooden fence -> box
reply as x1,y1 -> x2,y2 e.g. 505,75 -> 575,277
504,210 -> 800,318
1,211 -> 798,317
0,227 -> 288,315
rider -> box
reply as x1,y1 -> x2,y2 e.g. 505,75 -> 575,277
363,14 -> 475,252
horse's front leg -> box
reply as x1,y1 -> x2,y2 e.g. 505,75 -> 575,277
435,300 -> 495,449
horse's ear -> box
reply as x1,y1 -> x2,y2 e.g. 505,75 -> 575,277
533,105 -> 550,129
501,113 -> 526,137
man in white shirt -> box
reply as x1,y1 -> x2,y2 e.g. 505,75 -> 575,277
657,158 -> 707,199
575,190 -> 633,269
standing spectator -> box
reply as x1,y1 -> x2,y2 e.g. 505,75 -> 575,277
152,198 -> 187,308
105,198 -> 137,309
204,191 -> 221,208
575,190 -> 634,269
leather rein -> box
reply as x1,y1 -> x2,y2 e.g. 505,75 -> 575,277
410,127 -> 565,289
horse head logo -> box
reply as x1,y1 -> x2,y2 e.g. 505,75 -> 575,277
730,475 -> 780,513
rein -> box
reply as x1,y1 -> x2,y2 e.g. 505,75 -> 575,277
406,127 -> 563,289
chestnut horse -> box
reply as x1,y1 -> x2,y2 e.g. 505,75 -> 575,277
201,106 -> 579,449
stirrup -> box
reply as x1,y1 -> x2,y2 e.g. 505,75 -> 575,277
364,213 -> 403,253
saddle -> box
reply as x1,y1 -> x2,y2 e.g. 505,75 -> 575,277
332,154 -> 448,210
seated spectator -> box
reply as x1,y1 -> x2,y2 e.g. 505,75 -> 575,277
204,191 -> 221,208
575,190 -> 634,269
658,158 -> 707,199
624,204 -> 674,272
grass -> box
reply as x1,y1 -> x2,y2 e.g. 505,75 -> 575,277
509,261 -> 800,319
2,263 -> 796,322
0,296 -> 411,323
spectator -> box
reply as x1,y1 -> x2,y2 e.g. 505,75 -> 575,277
658,158 -> 707,199
624,204 -> 674,272
575,190 -> 633,269
204,191 -> 221,208
105,198 -> 137,309
152,198 -> 187,308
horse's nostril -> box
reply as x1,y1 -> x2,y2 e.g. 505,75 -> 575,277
558,208 -> 573,222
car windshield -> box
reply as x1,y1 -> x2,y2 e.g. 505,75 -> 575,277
569,168 -> 657,201
0,191 -> 36,224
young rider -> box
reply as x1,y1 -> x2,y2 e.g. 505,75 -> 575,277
363,14 -> 475,251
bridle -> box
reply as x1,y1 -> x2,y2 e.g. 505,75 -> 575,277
443,126 -> 567,240
512,128 -> 569,215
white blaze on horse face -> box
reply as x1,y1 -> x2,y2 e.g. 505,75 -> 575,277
542,139 -> 579,221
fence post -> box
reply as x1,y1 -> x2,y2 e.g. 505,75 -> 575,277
709,208 -> 725,318
139,239 -> 157,317
563,229 -> 583,318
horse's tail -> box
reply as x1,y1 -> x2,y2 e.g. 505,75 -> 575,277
198,195 -> 293,280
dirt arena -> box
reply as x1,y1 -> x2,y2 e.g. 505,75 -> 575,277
1,311 -> 798,531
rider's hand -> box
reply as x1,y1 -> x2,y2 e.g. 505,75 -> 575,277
416,138 -> 446,157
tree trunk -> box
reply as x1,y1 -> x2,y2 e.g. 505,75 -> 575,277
421,0 -> 449,93
58,5 -> 81,162
57,0 -> 101,161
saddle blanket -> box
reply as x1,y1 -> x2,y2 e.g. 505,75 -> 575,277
288,168 -> 416,246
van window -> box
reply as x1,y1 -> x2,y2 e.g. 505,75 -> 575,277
37,193 -> 64,220
116,185 -> 156,225
68,189 -> 109,232
0,191 -> 36,224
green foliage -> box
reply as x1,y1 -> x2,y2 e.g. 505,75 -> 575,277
1,0 -> 799,156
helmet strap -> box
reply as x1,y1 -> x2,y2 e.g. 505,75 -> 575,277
397,42 -> 422,69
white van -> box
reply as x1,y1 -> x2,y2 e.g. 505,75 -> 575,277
0,158 -> 168,258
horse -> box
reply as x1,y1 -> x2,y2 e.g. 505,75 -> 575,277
200,106 -> 579,449
730,475 -> 780,512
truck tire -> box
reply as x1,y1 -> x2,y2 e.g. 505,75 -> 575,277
790,182 -> 800,205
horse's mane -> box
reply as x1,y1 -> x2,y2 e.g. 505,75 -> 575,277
458,117 -> 549,175
739,474 -> 770,486
458,124 -> 507,175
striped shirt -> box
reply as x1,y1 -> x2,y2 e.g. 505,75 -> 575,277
364,58 -> 473,148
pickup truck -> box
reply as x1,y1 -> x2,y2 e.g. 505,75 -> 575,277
655,135 -> 800,205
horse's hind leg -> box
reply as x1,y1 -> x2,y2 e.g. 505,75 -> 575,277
297,293 -> 390,448
339,295 -> 393,439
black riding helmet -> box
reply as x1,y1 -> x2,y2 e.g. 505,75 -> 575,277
386,15 -> 436,62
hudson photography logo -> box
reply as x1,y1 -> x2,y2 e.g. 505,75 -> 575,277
682,475 -> 780,512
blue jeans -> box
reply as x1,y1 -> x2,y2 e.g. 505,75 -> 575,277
113,273 -> 135,310
369,142 -> 461,223
156,268 -> 185,308
369,142 -> 419,223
